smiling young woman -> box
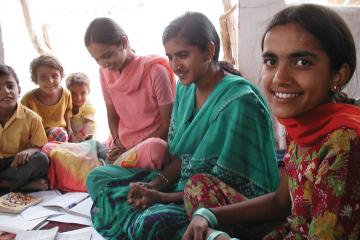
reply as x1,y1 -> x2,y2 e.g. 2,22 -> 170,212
183,4 -> 360,240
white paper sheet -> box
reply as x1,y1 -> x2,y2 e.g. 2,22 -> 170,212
68,197 -> 93,218
21,190 -> 64,220
48,212 -> 92,226
0,213 -> 48,234
90,227 -> 106,240
28,190 -> 62,204
56,227 -> 92,240
15,227 -> 58,240
42,192 -> 89,210
63,227 -> 105,240
21,205 -> 63,221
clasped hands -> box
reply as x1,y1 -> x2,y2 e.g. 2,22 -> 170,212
127,182 -> 162,210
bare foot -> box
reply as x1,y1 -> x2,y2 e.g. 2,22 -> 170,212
21,178 -> 48,191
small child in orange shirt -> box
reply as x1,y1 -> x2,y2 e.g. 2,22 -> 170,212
0,64 -> 49,191
66,72 -> 96,142
21,54 -> 72,142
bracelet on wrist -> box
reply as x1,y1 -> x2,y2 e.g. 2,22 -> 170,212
113,135 -> 119,141
207,230 -> 230,240
193,208 -> 218,228
156,172 -> 169,185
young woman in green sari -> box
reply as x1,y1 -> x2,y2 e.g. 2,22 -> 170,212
86,12 -> 279,240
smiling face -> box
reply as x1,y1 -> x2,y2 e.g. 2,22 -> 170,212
0,74 -> 20,112
36,66 -> 62,95
164,37 -> 210,86
261,23 -> 335,119
87,41 -> 127,71
69,83 -> 89,108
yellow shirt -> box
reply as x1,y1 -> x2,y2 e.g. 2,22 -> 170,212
21,88 -> 72,129
0,104 -> 48,158
71,100 -> 96,141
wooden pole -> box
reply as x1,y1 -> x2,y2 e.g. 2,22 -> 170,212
220,0 -> 237,66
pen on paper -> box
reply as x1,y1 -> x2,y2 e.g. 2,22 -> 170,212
67,196 -> 90,209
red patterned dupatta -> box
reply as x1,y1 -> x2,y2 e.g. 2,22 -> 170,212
278,103 -> 360,147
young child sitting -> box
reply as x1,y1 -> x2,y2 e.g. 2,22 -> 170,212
66,72 -> 96,142
0,64 -> 49,192
21,54 -> 72,142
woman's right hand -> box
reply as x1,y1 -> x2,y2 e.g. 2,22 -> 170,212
127,182 -> 162,210
182,215 -> 210,240
107,145 -> 126,163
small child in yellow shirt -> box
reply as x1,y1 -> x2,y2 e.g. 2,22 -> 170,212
21,54 -> 73,142
66,72 -> 96,142
0,64 -> 49,191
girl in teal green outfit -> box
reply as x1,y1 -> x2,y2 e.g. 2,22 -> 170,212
86,12 -> 279,240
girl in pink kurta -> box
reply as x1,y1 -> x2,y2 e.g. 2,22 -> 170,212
85,17 -> 175,169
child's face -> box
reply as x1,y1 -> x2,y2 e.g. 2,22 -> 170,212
261,23 -> 334,119
164,37 -> 211,86
69,83 -> 89,108
0,75 -> 20,111
87,42 -> 127,71
36,66 -> 62,94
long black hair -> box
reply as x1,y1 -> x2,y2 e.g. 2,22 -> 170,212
261,4 -> 356,103
163,12 -> 241,76
84,17 -> 126,47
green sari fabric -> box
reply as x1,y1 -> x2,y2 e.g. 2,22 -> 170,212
170,75 -> 279,196
86,75 -> 279,240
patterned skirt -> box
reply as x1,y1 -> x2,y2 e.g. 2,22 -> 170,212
184,173 -> 283,240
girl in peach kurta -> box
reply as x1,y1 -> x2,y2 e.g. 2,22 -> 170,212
85,17 -> 175,168
99,55 -> 175,149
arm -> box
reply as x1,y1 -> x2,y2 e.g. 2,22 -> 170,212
128,156 -> 183,209
64,89 -> 73,136
147,63 -> 175,141
65,117 -> 73,138
212,173 -> 290,225
106,103 -> 120,143
13,113 -> 48,168
146,103 -> 173,140
11,147 -> 41,168
148,155 -> 182,191
106,103 -> 126,161
182,174 -> 291,240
